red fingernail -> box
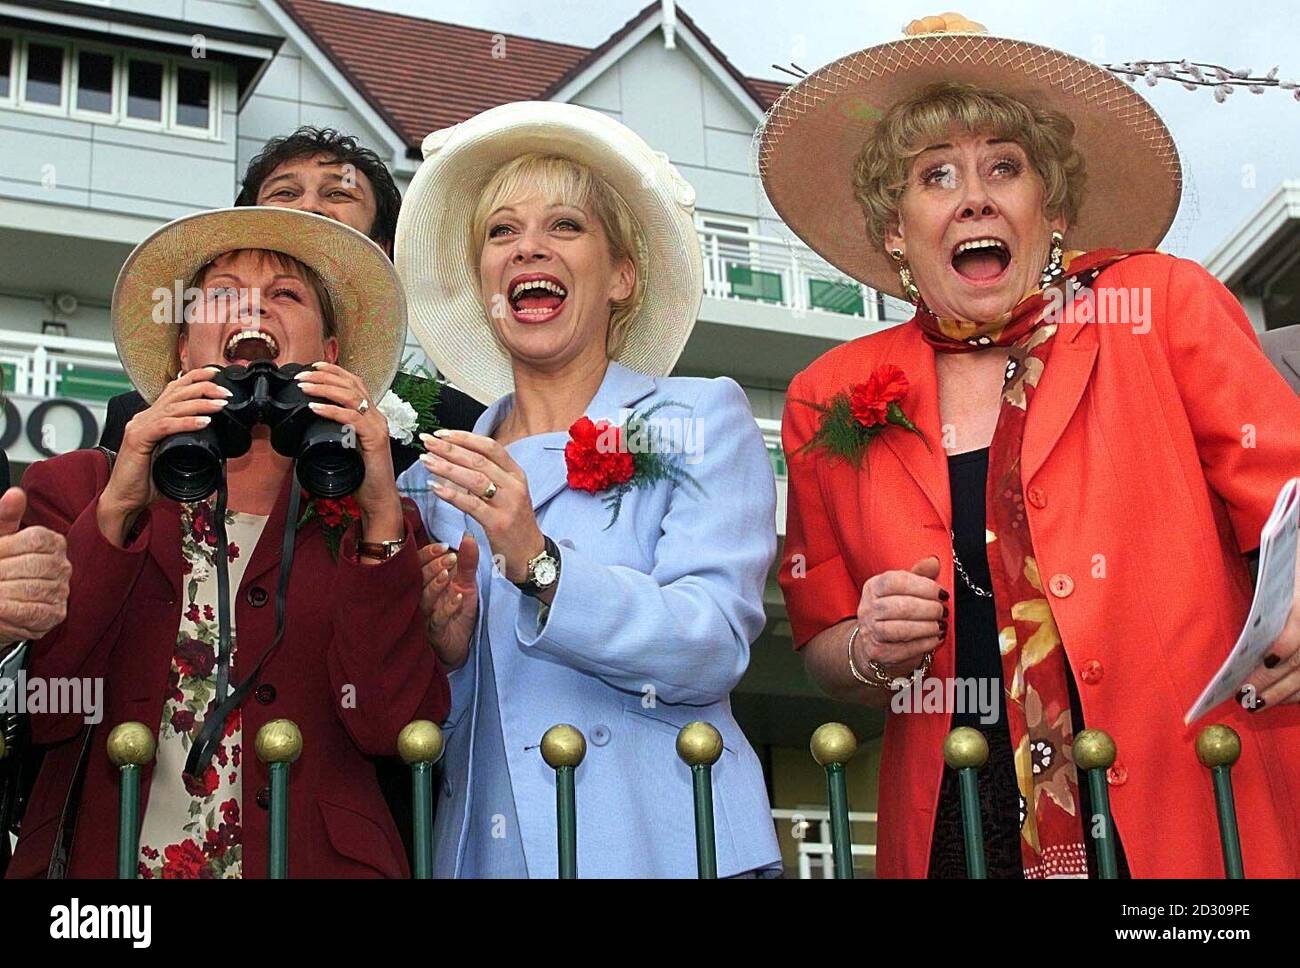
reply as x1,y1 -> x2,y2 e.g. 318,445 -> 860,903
939,589 -> 950,601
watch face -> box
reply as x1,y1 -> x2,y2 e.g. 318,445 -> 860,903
532,556 -> 559,588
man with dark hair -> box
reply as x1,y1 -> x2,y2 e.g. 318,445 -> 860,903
99,126 -> 484,465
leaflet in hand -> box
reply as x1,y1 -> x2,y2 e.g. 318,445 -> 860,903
1185,477 -> 1299,725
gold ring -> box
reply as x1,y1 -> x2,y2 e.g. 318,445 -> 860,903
481,481 -> 498,501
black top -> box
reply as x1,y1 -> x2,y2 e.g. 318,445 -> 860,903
928,447 -> 1130,878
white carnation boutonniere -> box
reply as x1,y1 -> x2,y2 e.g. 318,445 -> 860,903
376,390 -> 420,445
381,357 -> 444,445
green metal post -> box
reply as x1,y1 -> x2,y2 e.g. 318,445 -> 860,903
943,727 -> 989,880
678,722 -> 723,879
1197,725 -> 1245,879
541,724 -> 586,879
255,719 -> 303,880
1075,728 -> 1119,879
107,722 -> 156,881
810,723 -> 858,879
398,720 -> 445,880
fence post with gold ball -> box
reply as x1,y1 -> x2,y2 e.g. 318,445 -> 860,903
108,722 -> 155,880
541,724 -> 585,879
1074,728 -> 1119,879
255,719 -> 302,879
1196,724 -> 1244,879
943,726 -> 989,879
677,722 -> 724,879
398,720 -> 444,879
810,722 -> 858,879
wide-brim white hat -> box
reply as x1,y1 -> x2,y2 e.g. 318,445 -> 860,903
113,207 -> 406,403
395,101 -> 703,405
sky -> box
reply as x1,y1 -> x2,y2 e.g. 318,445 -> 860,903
334,0 -> 1300,262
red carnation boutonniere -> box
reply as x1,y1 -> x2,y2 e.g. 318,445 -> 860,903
799,363 -> 931,465
297,492 -> 361,560
564,401 -> 704,529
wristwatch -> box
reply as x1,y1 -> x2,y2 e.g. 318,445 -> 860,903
357,538 -> 405,562
514,536 -> 561,597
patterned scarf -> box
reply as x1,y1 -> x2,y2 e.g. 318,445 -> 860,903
915,248 -> 1137,878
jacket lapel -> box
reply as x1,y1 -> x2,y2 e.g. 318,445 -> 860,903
879,325 -> 950,529
1021,318 -> 1098,486
492,363 -> 658,514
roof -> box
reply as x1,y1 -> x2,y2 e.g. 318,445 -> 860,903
276,0 -> 789,151
1204,180 -> 1300,290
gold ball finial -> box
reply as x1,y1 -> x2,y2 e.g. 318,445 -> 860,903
1196,724 -> 1242,769
943,726 -> 989,770
540,724 -> 586,769
676,722 -> 724,767
107,722 -> 156,768
255,719 -> 303,765
397,720 -> 445,765
1073,728 -> 1117,771
810,722 -> 858,767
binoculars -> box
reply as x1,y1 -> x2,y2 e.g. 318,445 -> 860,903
151,360 -> 364,502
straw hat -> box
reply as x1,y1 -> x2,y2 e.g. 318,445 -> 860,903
112,207 -> 406,403
394,101 -> 704,406
758,13 -> 1182,299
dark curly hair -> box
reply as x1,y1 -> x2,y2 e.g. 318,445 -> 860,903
235,127 -> 402,254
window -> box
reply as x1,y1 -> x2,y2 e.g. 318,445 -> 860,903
23,41 -> 65,107
75,50 -> 115,114
125,58 -> 163,123
4,33 -> 218,137
0,36 -> 13,101
174,64 -> 212,129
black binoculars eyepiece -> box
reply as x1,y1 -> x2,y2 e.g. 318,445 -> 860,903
152,361 -> 364,502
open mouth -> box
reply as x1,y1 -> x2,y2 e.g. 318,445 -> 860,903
223,328 -> 280,364
507,273 -> 568,324
950,237 -> 1012,284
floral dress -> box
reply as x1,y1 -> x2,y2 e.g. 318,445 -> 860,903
137,498 -> 268,879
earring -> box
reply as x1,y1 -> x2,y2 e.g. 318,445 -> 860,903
1040,231 -> 1065,289
890,248 -> 922,305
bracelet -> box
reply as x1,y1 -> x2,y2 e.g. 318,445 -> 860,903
847,624 -> 932,691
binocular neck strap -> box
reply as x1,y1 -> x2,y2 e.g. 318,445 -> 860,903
184,465 -> 302,780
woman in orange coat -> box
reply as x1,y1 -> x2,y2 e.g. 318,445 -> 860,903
764,16 -> 1300,878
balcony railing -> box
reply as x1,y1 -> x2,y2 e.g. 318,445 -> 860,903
0,329 -> 132,402
697,226 -> 913,323
771,807 -> 878,878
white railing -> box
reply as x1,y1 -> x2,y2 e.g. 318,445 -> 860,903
0,329 -> 126,398
771,807 -> 878,879
697,226 -> 913,323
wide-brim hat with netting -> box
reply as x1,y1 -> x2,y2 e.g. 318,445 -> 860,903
112,207 -> 406,403
757,12 -> 1182,299
394,101 -> 704,406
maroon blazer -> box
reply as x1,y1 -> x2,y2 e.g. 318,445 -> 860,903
7,449 -> 450,878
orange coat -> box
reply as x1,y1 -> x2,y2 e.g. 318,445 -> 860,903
780,253 -> 1300,878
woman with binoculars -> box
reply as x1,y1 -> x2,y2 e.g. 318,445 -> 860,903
6,207 -> 449,879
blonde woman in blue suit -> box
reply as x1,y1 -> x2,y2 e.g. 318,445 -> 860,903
393,102 -> 782,878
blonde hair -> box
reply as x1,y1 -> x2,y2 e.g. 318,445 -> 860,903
470,153 -> 645,357
852,81 -> 1087,247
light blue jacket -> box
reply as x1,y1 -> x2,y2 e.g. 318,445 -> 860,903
397,362 -> 781,878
